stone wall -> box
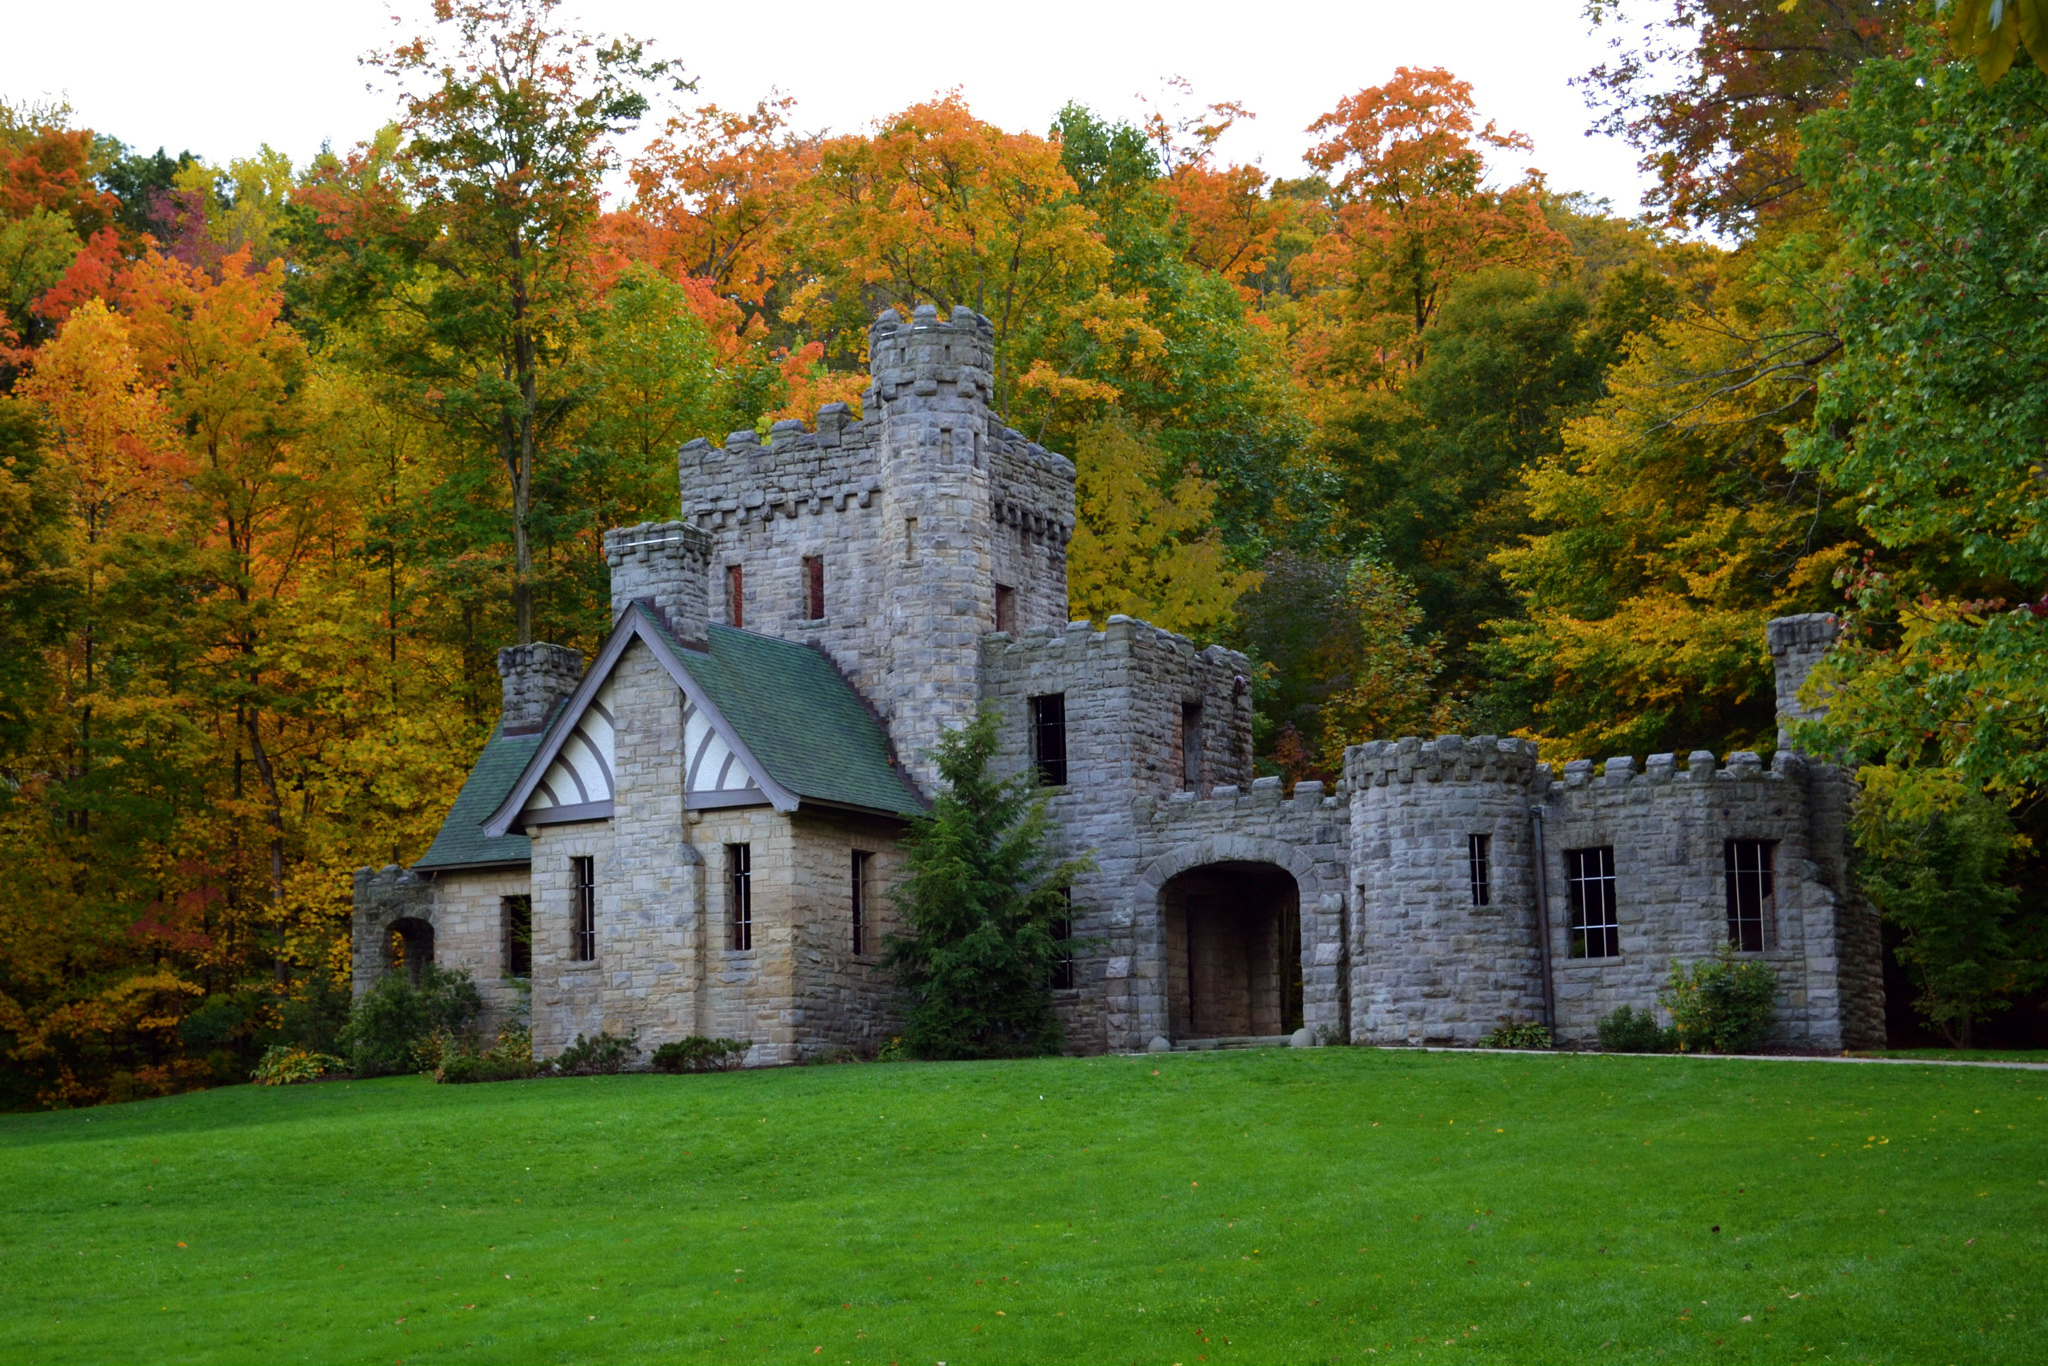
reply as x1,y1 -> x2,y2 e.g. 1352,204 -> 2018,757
978,615 -> 1259,1051
1345,736 -> 1547,1046
784,808 -> 909,1057
350,865 -> 431,995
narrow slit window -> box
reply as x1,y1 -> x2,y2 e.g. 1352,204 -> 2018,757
1180,702 -> 1205,789
994,583 -> 1016,634
803,555 -> 825,620
728,843 -> 752,951
1468,833 -> 1492,908
1725,839 -> 1776,952
570,857 -> 596,962
1051,888 -> 1075,990
503,894 -> 532,976
904,517 -> 917,561
1565,846 -> 1619,959
726,564 -> 744,628
1029,693 -> 1068,787
851,849 -> 873,956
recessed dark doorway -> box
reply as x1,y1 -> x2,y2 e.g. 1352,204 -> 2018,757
1162,862 -> 1302,1039
387,917 -> 435,985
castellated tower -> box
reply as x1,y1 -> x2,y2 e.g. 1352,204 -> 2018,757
675,303 -> 1074,794
870,305 -> 999,790
1346,735 -> 1548,1046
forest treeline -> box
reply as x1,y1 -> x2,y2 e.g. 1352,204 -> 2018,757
0,0 -> 2042,1106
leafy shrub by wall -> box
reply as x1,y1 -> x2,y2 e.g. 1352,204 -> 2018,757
1660,949 -> 1777,1053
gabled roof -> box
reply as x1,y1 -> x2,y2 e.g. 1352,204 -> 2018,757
665,616 -> 926,819
411,722 -> 547,872
478,603 -> 924,842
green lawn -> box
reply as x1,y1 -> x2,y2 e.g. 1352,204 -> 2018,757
4,1048 -> 2043,1365
1849,1049 -> 2048,1064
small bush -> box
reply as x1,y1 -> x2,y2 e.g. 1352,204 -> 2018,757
550,1031 -> 639,1076
336,966 -> 484,1078
251,1045 -> 346,1086
1596,1004 -> 1678,1053
1660,947 -> 1778,1054
438,1052 -> 537,1084
435,1026 -> 536,1085
651,1036 -> 752,1073
875,1035 -> 909,1063
1477,1021 -> 1554,1049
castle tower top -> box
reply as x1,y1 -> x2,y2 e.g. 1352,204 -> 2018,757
865,305 -> 996,416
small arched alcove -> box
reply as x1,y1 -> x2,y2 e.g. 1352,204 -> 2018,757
1162,861 -> 1302,1040
386,916 -> 435,986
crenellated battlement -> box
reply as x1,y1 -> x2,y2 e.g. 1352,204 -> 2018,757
1539,748 -> 1805,796
1152,776 -> 1339,821
865,303 -> 997,408
1344,734 -> 1542,789
984,613 -> 1249,670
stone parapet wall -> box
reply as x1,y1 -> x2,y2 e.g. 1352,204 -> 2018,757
350,865 -> 430,996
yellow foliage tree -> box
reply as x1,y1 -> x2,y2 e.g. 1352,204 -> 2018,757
1065,417 -> 1260,641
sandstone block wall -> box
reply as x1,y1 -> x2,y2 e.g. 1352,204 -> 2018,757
606,521 -> 713,638
497,643 -> 583,735
350,865 -> 528,1035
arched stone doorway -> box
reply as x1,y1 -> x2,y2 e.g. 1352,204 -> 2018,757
1162,862 -> 1302,1040
387,916 -> 435,985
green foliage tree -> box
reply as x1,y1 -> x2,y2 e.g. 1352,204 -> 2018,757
336,964 -> 483,1078
883,712 -> 1093,1060
1853,770 -> 2044,1046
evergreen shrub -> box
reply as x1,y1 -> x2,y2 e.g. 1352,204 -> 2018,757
650,1037 -> 752,1073
1660,948 -> 1778,1053
883,713 -> 1093,1060
550,1031 -> 639,1075
1477,1021 -> 1554,1049
1596,1004 -> 1678,1053
336,966 -> 484,1078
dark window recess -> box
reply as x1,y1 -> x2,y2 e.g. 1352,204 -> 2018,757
994,583 -> 1016,634
728,843 -> 753,951
851,849 -> 873,956
503,895 -> 532,977
1468,834 -> 1491,908
804,555 -> 825,620
1725,839 -> 1776,952
1051,889 -> 1075,990
570,857 -> 596,962
1029,693 -> 1068,786
1565,846 -> 1619,959
726,564 -> 744,628
1180,702 -> 1204,788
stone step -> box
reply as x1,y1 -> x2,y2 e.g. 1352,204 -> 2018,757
1172,1035 -> 1293,1052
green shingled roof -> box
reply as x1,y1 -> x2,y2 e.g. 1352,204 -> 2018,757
413,723 -> 546,871
643,606 -> 926,819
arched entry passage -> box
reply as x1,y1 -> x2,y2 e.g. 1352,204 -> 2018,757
1162,862 -> 1302,1039
387,916 -> 435,985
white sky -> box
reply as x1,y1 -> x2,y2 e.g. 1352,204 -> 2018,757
2,0 -> 1655,215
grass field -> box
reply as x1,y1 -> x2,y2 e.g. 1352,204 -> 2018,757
3,1048 -> 2043,1365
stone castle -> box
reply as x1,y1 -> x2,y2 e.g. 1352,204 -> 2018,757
353,306 -> 1886,1058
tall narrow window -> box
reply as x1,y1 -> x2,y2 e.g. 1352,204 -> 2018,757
503,895 -> 532,976
1051,889 -> 1075,990
1029,693 -> 1068,786
851,849 -> 873,956
803,555 -> 825,620
904,516 -> 917,561
1180,702 -> 1205,789
728,843 -> 753,951
1725,839 -> 1776,952
725,564 -> 744,628
1467,834 -> 1492,908
1565,846 -> 1618,959
570,857 -> 596,962
994,583 -> 1016,633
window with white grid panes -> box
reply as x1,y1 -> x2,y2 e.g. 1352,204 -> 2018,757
1565,846 -> 1619,959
